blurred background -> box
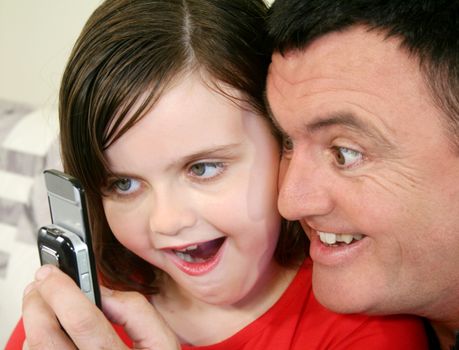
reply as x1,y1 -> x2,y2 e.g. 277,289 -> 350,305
0,1 -> 101,347
0,0 -> 102,107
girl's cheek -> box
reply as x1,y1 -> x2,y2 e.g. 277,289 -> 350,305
104,203 -> 132,238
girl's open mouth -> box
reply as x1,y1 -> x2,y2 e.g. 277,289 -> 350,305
168,237 -> 227,276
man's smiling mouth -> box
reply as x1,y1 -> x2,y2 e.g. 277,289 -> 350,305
318,231 -> 364,246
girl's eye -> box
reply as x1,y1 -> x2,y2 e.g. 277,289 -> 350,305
333,146 -> 363,168
112,178 -> 141,195
189,162 -> 225,179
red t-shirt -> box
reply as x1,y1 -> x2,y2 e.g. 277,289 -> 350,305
5,259 -> 428,349
5,320 -> 132,349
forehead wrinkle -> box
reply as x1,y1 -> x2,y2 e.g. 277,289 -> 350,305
267,64 -> 300,136
268,71 -> 395,153
281,76 -> 393,104
264,94 -> 285,136
269,57 -> 393,146
270,61 -> 390,112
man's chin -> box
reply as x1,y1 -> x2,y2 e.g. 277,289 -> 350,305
311,270 -> 381,315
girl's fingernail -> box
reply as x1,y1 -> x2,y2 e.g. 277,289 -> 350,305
35,264 -> 52,281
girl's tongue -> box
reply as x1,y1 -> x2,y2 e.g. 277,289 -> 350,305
173,237 -> 226,262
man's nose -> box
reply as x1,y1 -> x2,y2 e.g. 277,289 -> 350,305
278,155 -> 334,221
149,188 -> 197,236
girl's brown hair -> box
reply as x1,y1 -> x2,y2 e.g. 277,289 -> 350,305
59,0 -> 307,294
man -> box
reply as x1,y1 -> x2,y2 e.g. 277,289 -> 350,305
266,0 -> 459,349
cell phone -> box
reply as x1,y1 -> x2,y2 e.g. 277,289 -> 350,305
37,169 -> 101,308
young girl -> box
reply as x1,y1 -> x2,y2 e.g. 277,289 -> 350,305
13,0 -> 428,349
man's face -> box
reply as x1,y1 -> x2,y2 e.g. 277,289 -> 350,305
267,26 -> 459,317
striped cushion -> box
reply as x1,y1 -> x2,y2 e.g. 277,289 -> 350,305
0,99 -> 63,347
0,99 -> 61,269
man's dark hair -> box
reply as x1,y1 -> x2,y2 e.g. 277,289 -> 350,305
268,0 -> 459,149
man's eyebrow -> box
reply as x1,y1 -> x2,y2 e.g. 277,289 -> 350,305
305,112 -> 389,143
311,112 -> 396,150
267,106 -> 394,150
263,84 -> 392,147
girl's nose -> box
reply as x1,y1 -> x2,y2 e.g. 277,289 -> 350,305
148,188 -> 197,236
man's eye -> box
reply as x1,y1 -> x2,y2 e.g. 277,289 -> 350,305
189,162 -> 224,179
333,147 -> 363,167
282,136 -> 294,152
112,178 -> 141,194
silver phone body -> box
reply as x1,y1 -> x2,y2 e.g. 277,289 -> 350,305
37,169 -> 101,307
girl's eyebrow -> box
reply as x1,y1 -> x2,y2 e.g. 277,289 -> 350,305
182,143 -> 241,160
168,143 -> 243,169
106,143 -> 243,177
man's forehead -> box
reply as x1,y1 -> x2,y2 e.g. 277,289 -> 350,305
267,51 -> 311,107
269,50 -> 312,86
268,26 -> 404,85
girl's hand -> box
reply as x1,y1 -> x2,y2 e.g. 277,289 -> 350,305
22,264 -> 180,350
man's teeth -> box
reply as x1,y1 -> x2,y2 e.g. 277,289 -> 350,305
318,232 -> 363,245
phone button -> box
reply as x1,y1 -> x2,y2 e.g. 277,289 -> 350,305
81,273 -> 91,293
77,251 -> 89,273
40,246 -> 59,267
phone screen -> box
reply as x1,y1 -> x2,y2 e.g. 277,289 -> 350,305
45,171 -> 89,241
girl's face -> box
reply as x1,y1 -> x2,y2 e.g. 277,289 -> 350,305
102,74 -> 281,305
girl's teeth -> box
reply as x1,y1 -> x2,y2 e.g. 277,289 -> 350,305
175,251 -> 204,263
178,244 -> 198,252
172,237 -> 226,263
